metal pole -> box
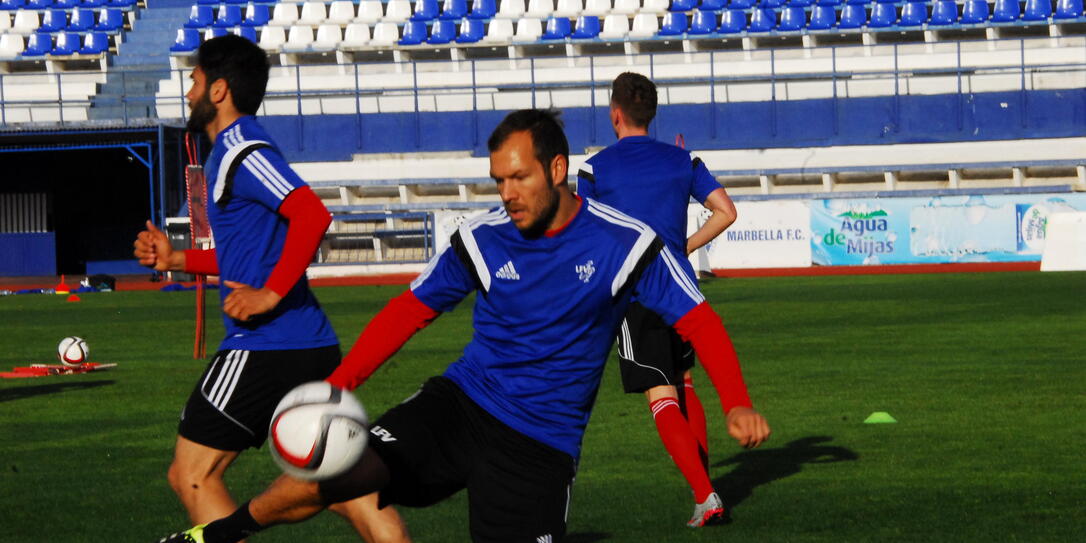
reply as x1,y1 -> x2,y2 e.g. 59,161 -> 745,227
355,61 -> 362,150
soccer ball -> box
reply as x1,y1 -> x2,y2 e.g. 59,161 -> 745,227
269,381 -> 369,482
57,336 -> 89,366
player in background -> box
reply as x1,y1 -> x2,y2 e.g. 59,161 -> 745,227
576,72 -> 739,527
133,35 -> 409,543
155,109 -> 769,543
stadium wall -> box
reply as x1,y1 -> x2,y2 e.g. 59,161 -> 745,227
262,88 -> 1086,163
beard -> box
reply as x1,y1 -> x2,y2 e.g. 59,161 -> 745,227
517,172 -> 561,239
186,91 -> 216,134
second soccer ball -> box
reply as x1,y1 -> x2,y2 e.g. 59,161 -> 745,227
269,381 -> 369,481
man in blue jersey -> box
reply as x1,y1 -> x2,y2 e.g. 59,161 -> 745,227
134,35 -> 409,543
155,109 -> 769,543
577,72 -> 739,527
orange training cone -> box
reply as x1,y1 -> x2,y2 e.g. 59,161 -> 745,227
66,294 -> 81,302
55,275 -> 71,295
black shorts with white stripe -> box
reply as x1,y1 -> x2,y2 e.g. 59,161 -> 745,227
178,344 -> 340,451
616,302 -> 695,394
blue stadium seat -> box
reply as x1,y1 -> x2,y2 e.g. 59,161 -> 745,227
24,33 -> 53,55
54,0 -> 78,8
27,0 -> 52,8
206,26 -> 227,39
718,8 -> 746,32
50,31 -> 79,55
838,3 -> 868,27
0,0 -> 26,10
670,0 -> 699,10
1055,0 -> 1084,18
688,10 -> 717,33
778,6 -> 805,29
68,7 -> 94,31
929,0 -> 958,25
213,5 -> 243,28
572,15 -> 601,37
700,0 -> 727,9
411,0 -> 439,21
170,28 -> 201,52
868,2 -> 897,26
427,18 -> 457,42
235,25 -> 257,42
961,0 -> 990,22
40,10 -> 67,32
186,5 -> 215,28
747,7 -> 776,31
760,0 -> 784,7
808,4 -> 837,28
816,0 -> 841,5
1023,0 -> 1053,19
991,0 -> 1021,21
82,0 -> 105,7
399,20 -> 429,44
729,0 -> 755,7
439,0 -> 469,19
197,0 -> 218,4
95,8 -> 123,31
468,0 -> 497,19
899,2 -> 928,25
79,31 -> 108,54
542,16 -> 573,38
455,18 -> 485,41
658,11 -> 688,34
224,0 -> 248,4
845,0 -> 869,4
108,0 -> 136,7
242,5 -> 270,27
789,0 -> 812,6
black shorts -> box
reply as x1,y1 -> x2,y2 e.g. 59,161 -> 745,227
178,344 -> 341,451
370,376 -> 576,543
616,302 -> 695,394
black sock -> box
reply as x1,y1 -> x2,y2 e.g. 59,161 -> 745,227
201,501 -> 263,543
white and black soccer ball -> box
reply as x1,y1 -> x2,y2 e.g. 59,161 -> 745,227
57,336 -> 89,366
269,381 -> 369,481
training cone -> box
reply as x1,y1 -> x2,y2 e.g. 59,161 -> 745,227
55,274 -> 71,295
66,294 -> 81,302
864,412 -> 897,424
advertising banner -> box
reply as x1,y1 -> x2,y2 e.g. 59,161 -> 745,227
688,201 -> 812,269
810,193 -> 1086,265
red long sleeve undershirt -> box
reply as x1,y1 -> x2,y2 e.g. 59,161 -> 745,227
326,290 -> 440,390
181,186 -> 331,297
673,302 -> 754,413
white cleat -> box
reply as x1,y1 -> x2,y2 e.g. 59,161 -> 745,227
687,492 -> 730,528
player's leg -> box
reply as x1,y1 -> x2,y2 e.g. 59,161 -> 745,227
679,370 -> 709,461
644,384 -> 715,508
167,437 -> 242,525
328,493 -> 411,543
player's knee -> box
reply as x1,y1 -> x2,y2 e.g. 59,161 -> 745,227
167,460 -> 223,497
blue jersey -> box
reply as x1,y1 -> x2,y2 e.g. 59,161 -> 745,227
205,116 -> 337,352
577,136 -> 721,281
410,198 -> 706,459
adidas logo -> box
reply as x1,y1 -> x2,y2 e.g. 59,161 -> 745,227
535,535 -> 552,543
495,260 -> 520,280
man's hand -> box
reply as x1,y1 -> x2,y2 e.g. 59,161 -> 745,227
223,280 -> 283,322
726,406 -> 771,449
133,220 -> 179,272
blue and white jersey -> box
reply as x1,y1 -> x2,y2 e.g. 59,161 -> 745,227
577,136 -> 721,282
205,115 -> 337,352
410,198 -> 705,459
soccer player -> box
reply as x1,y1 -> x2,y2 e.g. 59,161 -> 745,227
577,72 -> 740,527
155,109 -> 769,543
133,35 -> 409,543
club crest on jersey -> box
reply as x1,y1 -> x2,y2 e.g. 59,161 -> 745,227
576,260 -> 595,283
495,260 -> 520,280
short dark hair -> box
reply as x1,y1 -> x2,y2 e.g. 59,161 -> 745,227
610,72 -> 657,128
196,35 -> 270,115
487,109 -> 569,177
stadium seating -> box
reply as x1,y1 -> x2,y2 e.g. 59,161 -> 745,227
439,0 -> 469,20
40,9 -> 67,32
513,16 -> 542,41
869,3 -> 898,27
271,3 -> 298,26
78,31 -> 108,54
371,21 -> 401,45
299,1 -> 327,25
428,18 -> 457,43
469,0 -> 497,19
95,8 -> 124,32
483,17 -> 513,41
0,33 -> 24,58
571,14 -> 600,38
357,0 -> 384,23
629,12 -> 659,37
542,15 -> 572,39
342,22 -> 370,46
700,0 -> 727,10
527,0 -> 554,18
554,0 -> 583,18
314,23 -> 342,48
213,5 -> 243,28
186,5 -> 213,28
399,20 -> 427,45
688,10 -> 718,35
582,0 -> 610,16
67,8 -> 93,32
50,31 -> 79,55
611,0 -> 640,14
961,0 -> 990,22
411,0 -> 439,21
991,0 -> 1022,22
499,0 -> 527,18
808,4 -> 836,29
456,18 -> 485,41
258,24 -> 286,50
326,1 -> 354,24
599,13 -> 628,38
778,6 -> 806,31
748,7 -> 776,32
899,2 -> 929,26
929,0 -> 959,25
1055,0 -> 1084,18
659,11 -> 688,35
384,0 -> 413,22
1023,0 -> 1054,20
170,28 -> 200,52
838,3 -> 868,28
719,8 -> 746,33
670,0 -> 698,11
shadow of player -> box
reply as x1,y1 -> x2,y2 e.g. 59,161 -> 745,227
0,380 -> 115,403
712,436 -> 858,508
565,532 -> 609,543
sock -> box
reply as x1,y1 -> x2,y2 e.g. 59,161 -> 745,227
650,398 -> 715,503
680,375 -> 709,469
201,501 -> 264,543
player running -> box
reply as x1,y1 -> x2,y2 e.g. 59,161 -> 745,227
577,72 -> 739,527
134,35 -> 409,543
156,109 -> 769,543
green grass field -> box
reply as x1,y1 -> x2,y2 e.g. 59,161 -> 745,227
2,271 -> 1084,542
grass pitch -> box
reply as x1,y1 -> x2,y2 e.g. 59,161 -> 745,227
1,271 -> 1084,542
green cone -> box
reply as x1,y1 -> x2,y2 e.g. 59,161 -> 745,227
864,411 -> 897,424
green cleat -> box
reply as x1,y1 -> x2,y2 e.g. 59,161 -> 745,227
156,524 -> 207,543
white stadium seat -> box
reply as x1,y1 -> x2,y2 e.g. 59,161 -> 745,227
0,12 -> 11,31
287,25 -> 315,48
0,34 -> 23,58
272,4 -> 300,26
600,13 -> 628,38
341,22 -> 371,47
526,0 -> 555,18
370,21 -> 401,46
554,0 -> 583,17
484,18 -> 514,43
299,1 -> 328,25
629,12 -> 657,37
583,0 -> 612,16
327,0 -> 356,24
610,0 -> 639,15
13,10 -> 40,34
497,0 -> 526,18
315,23 -> 343,47
640,0 -> 668,14
259,25 -> 287,50
356,0 -> 385,23
513,17 -> 542,42
383,0 -> 413,22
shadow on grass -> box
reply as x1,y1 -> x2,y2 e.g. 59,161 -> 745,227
566,532 -> 609,543
712,436 -> 858,508
0,380 -> 115,403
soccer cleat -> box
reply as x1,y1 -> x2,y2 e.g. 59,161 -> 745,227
687,492 -> 731,527
156,524 -> 207,543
